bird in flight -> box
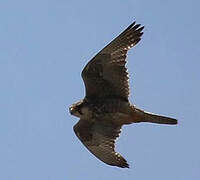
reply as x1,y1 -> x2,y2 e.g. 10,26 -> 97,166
69,21 -> 177,168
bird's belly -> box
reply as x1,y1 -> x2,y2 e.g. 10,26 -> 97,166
99,112 -> 133,125
93,99 -> 135,125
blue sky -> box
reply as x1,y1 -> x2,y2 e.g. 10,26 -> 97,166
1,0 -> 200,179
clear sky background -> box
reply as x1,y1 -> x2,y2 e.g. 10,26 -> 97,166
1,0 -> 200,179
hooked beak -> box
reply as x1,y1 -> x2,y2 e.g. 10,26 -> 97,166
69,106 -> 74,115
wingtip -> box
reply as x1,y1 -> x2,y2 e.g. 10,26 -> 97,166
118,157 -> 130,168
126,21 -> 136,31
119,162 -> 129,168
132,21 -> 136,26
129,21 -> 144,29
123,162 -> 130,168
138,26 -> 145,32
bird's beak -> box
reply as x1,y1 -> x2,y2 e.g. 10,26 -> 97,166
69,106 -> 74,115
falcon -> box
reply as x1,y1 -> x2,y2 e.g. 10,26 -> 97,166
69,22 -> 177,168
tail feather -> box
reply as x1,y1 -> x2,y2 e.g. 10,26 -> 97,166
143,111 -> 178,125
134,107 -> 178,125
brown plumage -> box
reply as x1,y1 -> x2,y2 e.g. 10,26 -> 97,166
69,22 -> 177,168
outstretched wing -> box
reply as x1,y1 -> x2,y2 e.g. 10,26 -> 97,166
82,22 -> 144,101
73,119 -> 129,168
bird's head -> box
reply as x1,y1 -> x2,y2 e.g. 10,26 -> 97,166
69,100 -> 84,118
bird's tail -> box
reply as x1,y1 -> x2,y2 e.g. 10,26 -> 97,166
134,107 -> 178,125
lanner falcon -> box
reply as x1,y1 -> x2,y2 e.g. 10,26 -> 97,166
69,21 -> 177,168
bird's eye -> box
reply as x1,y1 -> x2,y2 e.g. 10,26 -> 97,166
78,108 -> 83,115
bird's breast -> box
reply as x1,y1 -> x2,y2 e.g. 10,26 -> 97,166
97,99 -> 130,113
89,99 -> 133,124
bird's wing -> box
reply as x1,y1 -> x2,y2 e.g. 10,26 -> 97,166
73,119 -> 129,168
82,22 -> 144,101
